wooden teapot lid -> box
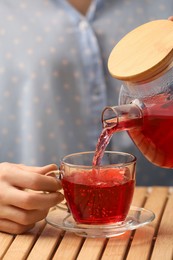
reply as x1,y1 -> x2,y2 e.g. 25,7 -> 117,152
108,20 -> 173,82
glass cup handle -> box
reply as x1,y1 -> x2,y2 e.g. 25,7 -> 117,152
45,170 -> 63,180
45,170 -> 68,211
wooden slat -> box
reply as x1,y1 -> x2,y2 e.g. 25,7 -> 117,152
2,220 -> 45,260
101,187 -> 147,260
132,187 -> 148,207
151,187 -> 173,260
53,232 -> 84,260
101,232 -> 132,260
77,238 -> 106,260
0,233 -> 14,259
27,224 -> 64,260
126,187 -> 169,260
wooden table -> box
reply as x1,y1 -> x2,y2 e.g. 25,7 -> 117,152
0,186 -> 173,260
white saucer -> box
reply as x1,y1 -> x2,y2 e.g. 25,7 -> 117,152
46,205 -> 155,238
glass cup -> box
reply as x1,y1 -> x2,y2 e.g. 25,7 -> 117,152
49,151 -> 136,225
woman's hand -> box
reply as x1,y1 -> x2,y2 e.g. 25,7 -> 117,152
0,163 -> 64,234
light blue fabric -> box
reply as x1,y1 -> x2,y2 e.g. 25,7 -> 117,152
0,0 -> 173,185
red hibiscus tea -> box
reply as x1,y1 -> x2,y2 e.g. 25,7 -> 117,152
62,168 -> 135,224
60,151 -> 136,225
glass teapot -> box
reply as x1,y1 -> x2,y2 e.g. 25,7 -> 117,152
102,20 -> 173,168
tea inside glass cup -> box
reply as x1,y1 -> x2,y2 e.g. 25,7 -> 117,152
55,151 -> 136,225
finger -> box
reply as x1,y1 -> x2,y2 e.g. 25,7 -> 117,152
1,187 -> 64,210
45,171 -> 62,190
168,16 -> 173,21
0,205 -> 48,225
0,164 -> 60,192
0,219 -> 35,235
16,163 -> 58,174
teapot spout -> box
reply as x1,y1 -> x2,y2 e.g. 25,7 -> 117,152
102,101 -> 143,131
